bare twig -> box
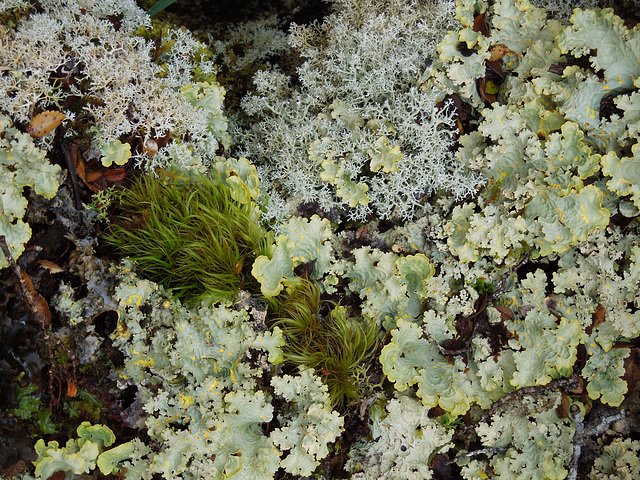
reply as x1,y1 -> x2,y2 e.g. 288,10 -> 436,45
447,446 -> 509,465
490,252 -> 530,301
0,235 -> 38,312
568,404 -> 584,480
567,405 -> 626,480
60,141 -> 83,211
453,374 -> 580,441
584,409 -> 627,437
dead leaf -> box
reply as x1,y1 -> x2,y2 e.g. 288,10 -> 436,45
564,376 -> 584,395
38,260 -> 64,274
68,145 -> 104,192
428,405 -> 446,417
356,225 -> 367,241
549,63 -> 569,75
28,111 -> 65,137
103,167 -> 127,183
85,170 -> 102,183
66,380 -> 77,398
556,392 -> 570,418
494,305 -> 513,321
611,342 -> 635,349
622,348 -> 640,401
20,267 -> 36,297
472,14 -> 489,37
430,453 -> 454,480
71,148 -> 88,183
233,259 -> 243,274
294,259 -> 317,279
478,77 -> 497,104
34,293 -> 51,328
586,304 -> 606,335
488,44 -> 512,62
485,59 -> 506,79
46,471 -> 66,480
20,268 -> 51,326
544,295 -> 559,311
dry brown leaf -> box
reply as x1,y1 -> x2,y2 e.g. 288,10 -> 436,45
19,267 -> 36,297
103,167 -> 127,183
611,342 -> 635,349
622,348 -> 640,401
74,156 -> 87,181
37,259 -> 64,274
556,392 -> 570,418
85,170 -> 102,183
294,258 -> 317,279
34,293 -> 51,327
473,13 -> 489,37
544,295 -> 559,311
47,470 -> 66,480
478,77 -> 497,104
587,304 -> 606,335
356,225 -> 367,241
66,380 -> 78,398
494,305 -> 513,321
565,376 -> 584,395
488,44 -> 512,62
28,110 -> 65,137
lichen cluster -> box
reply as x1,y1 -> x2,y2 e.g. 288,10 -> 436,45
2,0 -> 640,479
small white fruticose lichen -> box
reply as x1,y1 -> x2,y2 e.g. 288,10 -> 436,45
0,0 -> 226,171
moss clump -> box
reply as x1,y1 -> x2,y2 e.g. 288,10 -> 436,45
270,279 -> 378,409
105,171 -> 272,303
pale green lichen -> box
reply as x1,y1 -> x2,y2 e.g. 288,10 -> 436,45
0,114 -> 60,267
99,139 -> 131,167
33,422 -> 133,480
17,1 -> 640,479
590,437 -> 640,480
346,393 -> 454,479
110,266 -> 341,479
252,215 -> 335,297
238,0 -> 482,222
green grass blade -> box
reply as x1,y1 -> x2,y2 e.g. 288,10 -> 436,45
147,0 -> 178,16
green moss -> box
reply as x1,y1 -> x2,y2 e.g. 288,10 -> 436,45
472,277 -> 495,295
270,279 -> 378,409
8,382 -> 58,436
104,171 -> 272,303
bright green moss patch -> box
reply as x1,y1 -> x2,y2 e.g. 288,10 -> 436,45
104,171 -> 272,303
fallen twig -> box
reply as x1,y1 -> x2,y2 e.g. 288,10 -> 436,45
490,252 -> 530,301
447,446 -> 510,465
567,404 -> 626,480
568,404 -> 584,480
584,409 -> 627,437
453,374 -> 581,441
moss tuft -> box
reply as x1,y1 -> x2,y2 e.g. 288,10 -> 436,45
270,279 -> 378,410
104,171 -> 272,303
